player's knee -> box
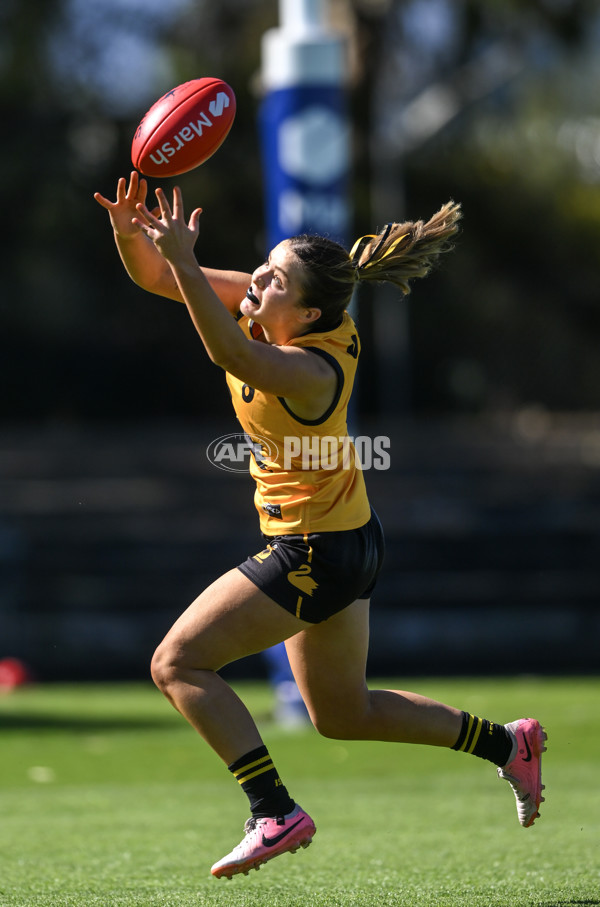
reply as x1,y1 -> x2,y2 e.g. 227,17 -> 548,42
150,642 -> 178,695
311,710 -> 356,740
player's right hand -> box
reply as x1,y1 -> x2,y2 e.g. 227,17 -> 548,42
94,171 -> 150,239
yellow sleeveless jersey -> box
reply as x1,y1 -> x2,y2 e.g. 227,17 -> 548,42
225,311 -> 371,535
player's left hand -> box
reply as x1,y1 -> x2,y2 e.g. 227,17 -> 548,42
133,186 -> 202,264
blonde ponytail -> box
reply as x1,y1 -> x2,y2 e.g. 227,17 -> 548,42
349,201 -> 462,295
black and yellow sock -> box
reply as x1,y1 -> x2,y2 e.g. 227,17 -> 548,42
451,712 -> 514,767
228,745 -> 295,818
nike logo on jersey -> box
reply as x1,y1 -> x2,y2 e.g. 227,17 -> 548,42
262,818 -> 304,848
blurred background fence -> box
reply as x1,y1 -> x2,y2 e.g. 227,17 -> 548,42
1,0 -> 599,680
2,414 -> 598,680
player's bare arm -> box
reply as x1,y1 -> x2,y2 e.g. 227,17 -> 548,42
95,172 -> 251,311
133,187 -> 338,410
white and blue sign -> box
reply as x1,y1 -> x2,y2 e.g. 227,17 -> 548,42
259,0 -> 351,250
260,85 -> 350,248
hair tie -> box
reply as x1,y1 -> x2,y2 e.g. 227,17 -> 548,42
350,223 -> 393,270
350,223 -> 410,274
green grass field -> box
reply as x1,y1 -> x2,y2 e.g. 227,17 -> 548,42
1,676 -> 598,907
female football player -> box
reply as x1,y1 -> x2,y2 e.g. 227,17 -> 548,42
94,173 -> 546,879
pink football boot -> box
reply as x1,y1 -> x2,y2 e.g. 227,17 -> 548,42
497,718 -> 547,827
211,804 -> 316,879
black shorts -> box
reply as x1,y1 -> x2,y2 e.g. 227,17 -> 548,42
237,508 -> 385,623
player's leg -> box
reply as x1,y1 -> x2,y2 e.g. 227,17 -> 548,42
285,599 -> 546,827
151,567 -> 308,761
150,567 -> 316,878
285,598 -> 464,746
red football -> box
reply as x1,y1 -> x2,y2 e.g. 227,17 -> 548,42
131,77 -> 236,178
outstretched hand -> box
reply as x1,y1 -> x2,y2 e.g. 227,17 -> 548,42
93,171 -> 152,239
132,186 -> 202,265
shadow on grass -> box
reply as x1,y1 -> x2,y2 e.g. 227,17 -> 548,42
0,713 -> 180,732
